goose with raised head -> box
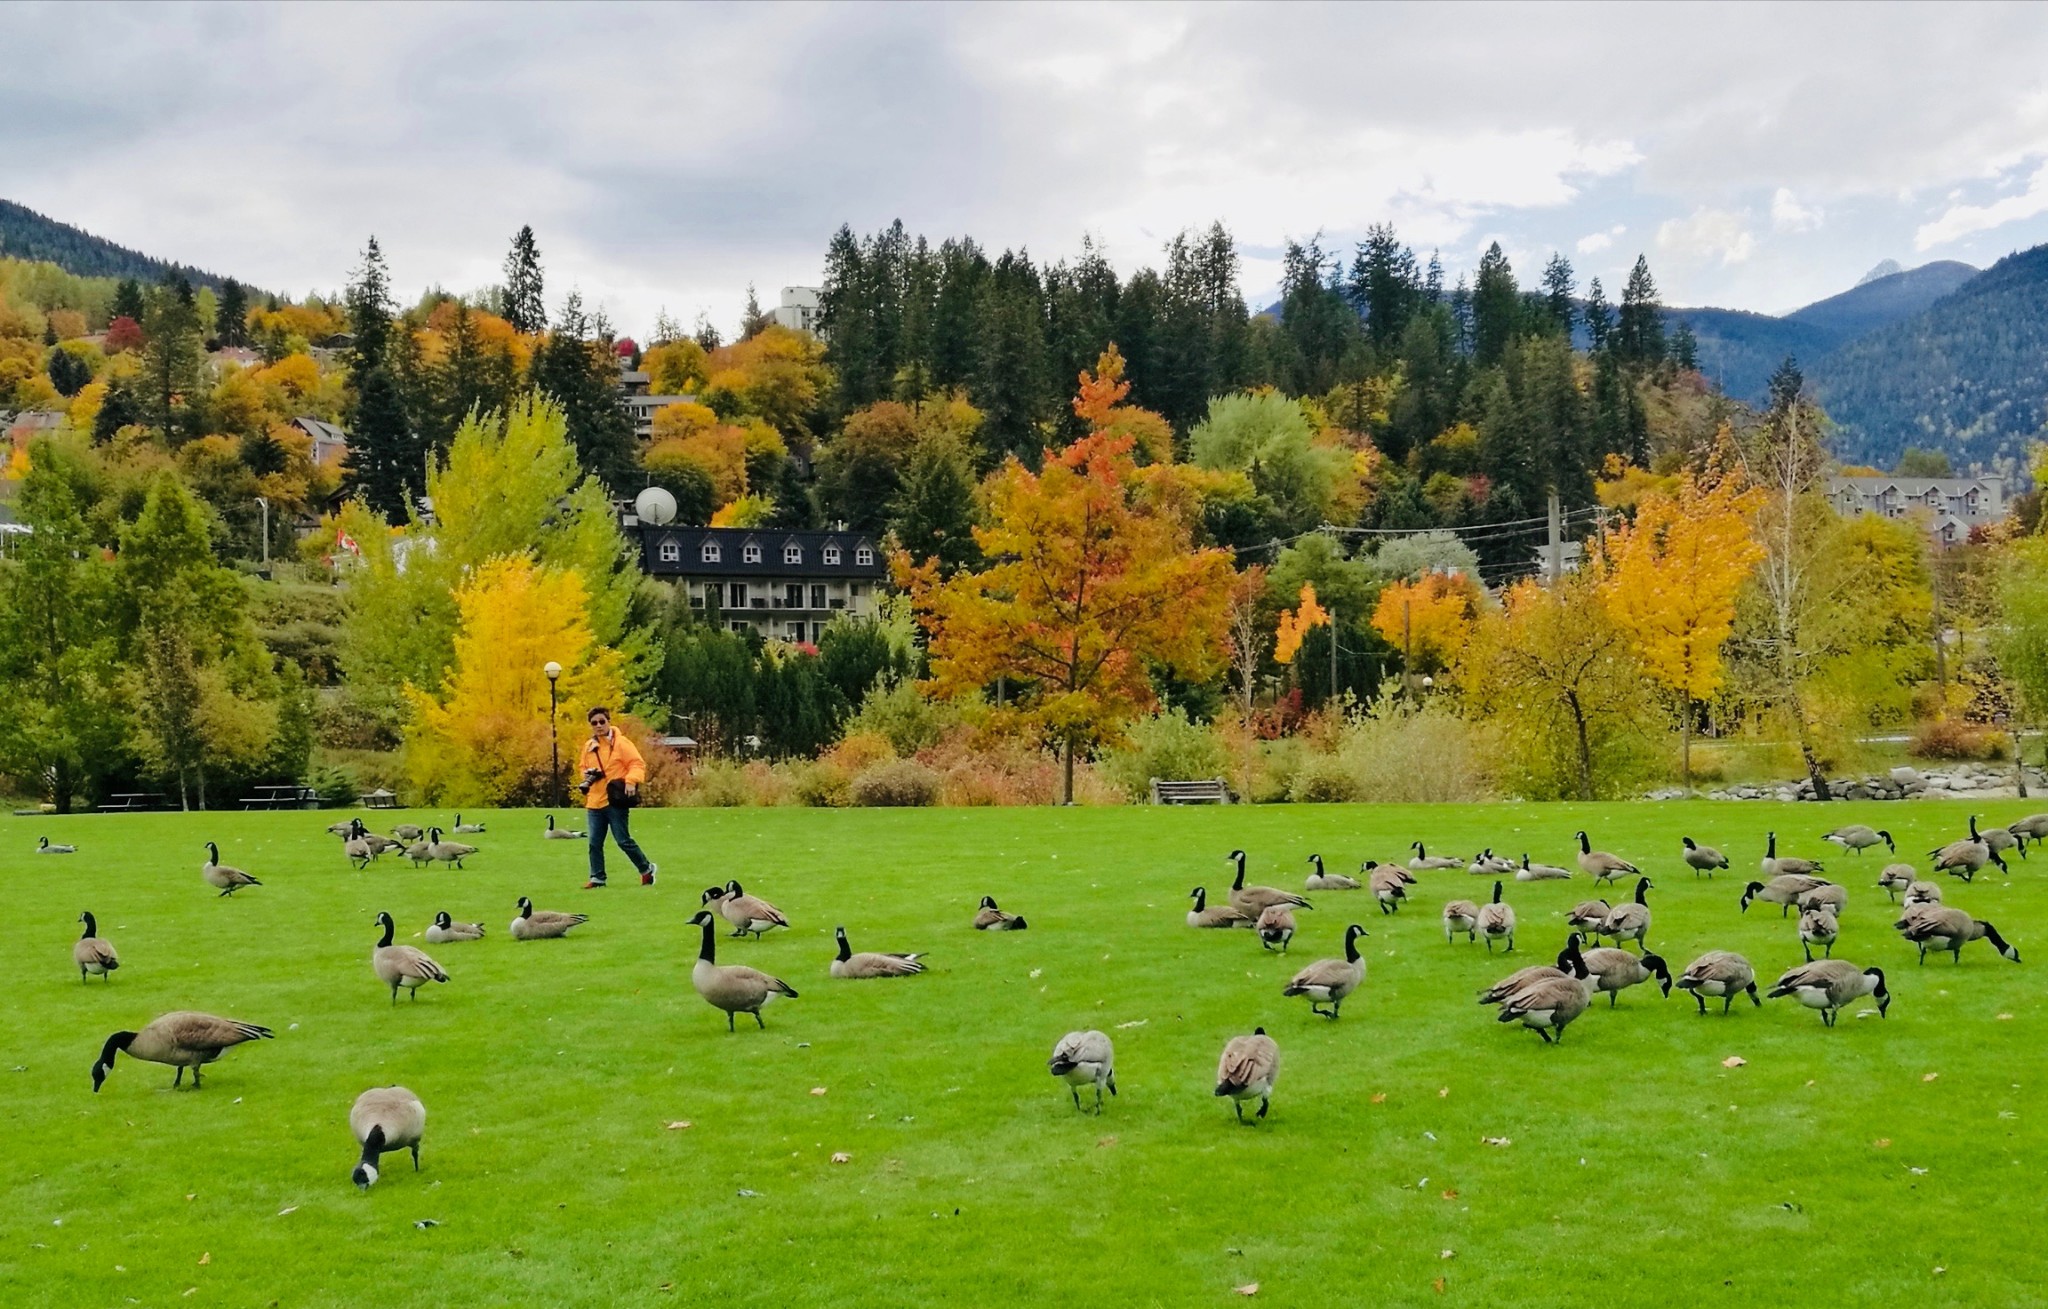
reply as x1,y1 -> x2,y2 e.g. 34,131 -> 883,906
1468,849 -> 1515,876
425,911 -> 486,944
1823,825 -> 1893,857
1475,880 -> 1515,953
1494,947 -> 1594,1043
452,814 -> 486,834
1894,906 -> 2022,965
1226,850 -> 1311,918
1876,864 -> 1916,901
1798,906 -> 1839,962
91,1011 -> 273,1091
831,925 -> 925,978
1255,903 -> 1297,952
38,836 -> 76,855
1407,841 -> 1462,872
1674,951 -> 1759,1015
688,910 -> 796,1029
1579,948 -> 1671,1007
1282,924 -> 1368,1018
349,1086 -> 427,1189
1760,832 -> 1825,879
1187,886 -> 1254,929
348,819 -> 404,855
510,896 -> 587,940
73,912 -> 118,983
202,842 -> 261,897
1596,878 -> 1654,951
1516,853 -> 1573,882
973,896 -> 1028,931
1768,961 -> 1889,1027
1303,854 -> 1361,891
1214,1028 -> 1280,1123
1740,874 -> 1831,917
1680,836 -> 1729,877
1575,831 -> 1639,885
1366,864 -> 1409,915
423,827 -> 477,868
709,880 -> 789,938
1048,1030 -> 1115,1113
543,814 -> 586,840
371,912 -> 448,1004
1442,895 -> 1480,943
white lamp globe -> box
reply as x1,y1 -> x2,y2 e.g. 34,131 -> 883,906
634,486 -> 678,526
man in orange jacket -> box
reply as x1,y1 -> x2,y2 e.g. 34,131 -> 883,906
577,706 -> 657,889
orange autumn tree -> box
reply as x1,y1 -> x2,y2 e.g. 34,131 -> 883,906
1273,583 -> 1329,665
1592,463 -> 1765,788
1371,572 -> 1476,674
900,424 -> 1234,803
405,556 -> 625,805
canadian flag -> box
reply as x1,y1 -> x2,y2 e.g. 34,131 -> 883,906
336,529 -> 362,557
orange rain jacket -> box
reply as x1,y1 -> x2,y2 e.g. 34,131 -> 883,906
579,728 -> 647,810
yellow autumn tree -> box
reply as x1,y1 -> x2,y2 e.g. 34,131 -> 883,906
1592,464 -> 1765,786
404,556 -> 625,805
1371,573 -> 1476,673
1273,583 -> 1328,665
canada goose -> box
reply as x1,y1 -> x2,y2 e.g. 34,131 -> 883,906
1495,948 -> 1594,1042
543,814 -> 586,840
1580,948 -> 1672,1006
1565,898 -> 1611,935
1477,934 -> 1586,1006
1674,951 -> 1759,1014
708,881 -> 789,938
973,895 -> 1028,930
1226,850 -> 1311,918
424,827 -> 477,868
1681,836 -> 1729,877
1894,906 -> 2022,965
1367,865 -> 1409,914
371,912 -> 448,1005
1797,883 -> 1849,916
1256,903 -> 1297,951
406,836 -> 434,867
1575,831 -> 1638,885
831,925 -> 925,978
1768,960 -> 1888,1027
1823,825 -> 1893,856
344,833 -> 377,869
91,1011 -> 273,1091
510,896 -> 587,940
425,911 -> 486,944
1187,887 -> 1254,929
1982,824 -> 2023,861
1930,815 -> 2006,881
1876,864 -> 1916,901
452,814 -> 486,834
1740,874 -> 1831,917
1304,854 -> 1362,891
1798,905 -> 1839,962
327,820 -> 357,838
202,842 -> 261,897
74,912 -> 118,983
1282,924 -> 1368,1018
348,819 -> 404,855
1214,1028 -> 1280,1123
1048,1030 -> 1116,1112
350,1086 -> 426,1189
1408,841 -> 1462,872
1442,896 -> 1480,943
1597,878 -> 1654,950
38,836 -> 76,854
688,910 -> 797,1029
1903,880 -> 1943,909
391,824 -> 426,842
1517,853 -> 1572,881
2008,814 -> 2048,844
1761,831 -> 1825,879
1468,848 -> 1514,876
1476,880 -> 1515,953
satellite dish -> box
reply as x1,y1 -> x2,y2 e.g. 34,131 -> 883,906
634,486 -> 677,526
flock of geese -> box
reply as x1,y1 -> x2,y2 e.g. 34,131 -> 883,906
50,809 -> 2040,1177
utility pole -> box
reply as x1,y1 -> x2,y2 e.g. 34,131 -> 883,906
1328,605 -> 1338,707
1403,596 -> 1413,698
1546,491 -> 1562,585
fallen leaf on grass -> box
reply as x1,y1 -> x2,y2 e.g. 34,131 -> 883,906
276,1207 -> 296,1216
1115,1019 -> 1147,1029
1923,1073 -> 1939,1082
183,1289 -> 197,1298
1908,1167 -> 1929,1176
1438,1087 -> 1450,1098
830,1152 -> 851,1164
1097,1136 -> 1117,1148
659,1283 -> 674,1293
1029,969 -> 1042,979
1233,1283 -> 1259,1296
1434,1276 -> 1447,1293
1722,1056 -> 1747,1068
198,1253 -> 210,1266
185,1194 -> 195,1202
1482,1137 -> 1512,1148
1370,1093 -> 1387,1104
414,1219 -> 440,1229
1997,1014 -> 2013,1021
1440,1189 -> 1459,1200
665,1121 -> 692,1131
1439,1250 -> 1456,1260
1874,1138 -> 1892,1148
810,1087 -> 828,1096
1934,1267 -> 1946,1275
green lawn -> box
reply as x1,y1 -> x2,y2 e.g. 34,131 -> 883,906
7,802 -> 2044,1307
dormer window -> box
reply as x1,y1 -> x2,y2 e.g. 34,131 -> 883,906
784,543 -> 803,565
659,541 -> 680,562
823,544 -> 842,565
855,545 -> 875,566
701,542 -> 721,563
743,542 -> 762,564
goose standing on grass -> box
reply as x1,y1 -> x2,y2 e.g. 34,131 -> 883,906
1903,880 -> 1944,909
1048,1030 -> 1116,1113
1227,850 -> 1312,919
688,910 -> 796,1029
349,1086 -> 426,1189
1931,816 -> 2006,881
1579,948 -> 1672,1006
1494,948 -> 1594,1043
973,896 -> 1028,930
406,835 -> 435,867
1768,961 -> 1889,1027
1408,842 -> 1462,872
326,820 -> 357,838
350,820 -> 404,855
1214,1028 -> 1280,1124
344,829 -> 378,869
1565,898 -> 1611,937
1798,906 -> 1839,962
1255,903 -> 1297,952
1798,883 -> 1849,916
74,912 -> 118,983
1478,935 -> 1586,1006
1894,906 -> 2022,965
1824,825 -> 1893,857
1282,924 -> 1368,1018
1597,878 -> 1654,951
452,814 -> 486,834
202,842 -> 261,897
2009,814 -> 2048,847
1442,895 -> 1480,943
391,823 -> 426,842
1304,855 -> 1361,891
1674,951 -> 1759,1015
1187,887 -> 1254,928
1367,864 -> 1409,914
425,911 -> 486,944
1575,831 -> 1639,886
1982,823 -> 2023,862
1517,853 -> 1572,882
1740,874 -> 1831,917
424,827 -> 477,868
371,912 -> 448,1004
711,881 -> 789,938
1877,864 -> 1917,902
510,896 -> 587,940
1476,880 -> 1516,953
38,836 -> 76,855
1761,831 -> 1826,879
543,814 -> 586,840
91,1012 -> 273,1091
831,926 -> 926,978
1681,836 -> 1728,877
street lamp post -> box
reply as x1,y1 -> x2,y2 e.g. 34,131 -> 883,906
544,661 -> 563,806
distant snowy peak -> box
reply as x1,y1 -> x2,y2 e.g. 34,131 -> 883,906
1856,259 -> 1904,287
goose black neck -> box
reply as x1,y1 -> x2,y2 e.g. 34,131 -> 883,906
1982,922 -> 2009,950
1635,880 -> 1650,905
730,881 -> 745,896
99,1031 -> 134,1063
1767,832 -> 1777,856
80,912 -> 96,939
696,917 -> 717,964
1491,880 -> 1503,904
835,931 -> 852,962
206,842 -> 219,861
1231,854 -> 1246,889
376,916 -> 395,948
1577,831 -> 1590,853
1969,815 -> 1980,838
360,1123 -> 386,1167
1344,927 -> 1363,963
1192,888 -> 1206,911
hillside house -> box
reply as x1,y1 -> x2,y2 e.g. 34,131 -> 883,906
1827,475 -> 2006,544
639,525 -> 888,644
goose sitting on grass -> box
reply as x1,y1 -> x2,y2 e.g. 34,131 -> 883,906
544,814 -> 586,840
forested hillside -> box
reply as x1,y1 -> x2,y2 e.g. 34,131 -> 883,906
1788,259 -> 1976,340
0,198 -> 235,289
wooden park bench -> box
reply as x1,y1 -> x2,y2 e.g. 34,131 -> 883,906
1148,777 -> 1236,805
97,793 -> 168,813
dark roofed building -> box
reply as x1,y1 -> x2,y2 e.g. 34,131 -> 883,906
640,525 -> 889,643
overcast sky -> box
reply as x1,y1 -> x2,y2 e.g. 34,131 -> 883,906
6,2 -> 2048,335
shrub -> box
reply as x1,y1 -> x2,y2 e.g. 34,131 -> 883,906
844,681 -> 956,756
685,760 -> 753,807
306,764 -> 359,809
315,690 -> 403,751
850,758 -> 941,807
1251,736 -> 1308,804
1099,709 -> 1230,801
1287,755 -> 1361,803
1910,719 -> 2012,762
824,730 -> 896,773
789,759 -> 852,807
1331,696 -> 1496,802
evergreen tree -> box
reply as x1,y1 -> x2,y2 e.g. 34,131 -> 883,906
530,298 -> 637,492
929,237 -> 991,392
1470,243 -> 1521,367
1043,238 -> 1122,439
214,278 -> 249,347
111,277 -> 145,323
1767,355 -> 1805,416
1156,223 -> 1249,433
1672,320 -> 1700,371
341,238 -> 420,520
92,380 -> 141,443
46,347 -> 91,397
240,427 -> 288,476
973,249 -> 1051,466
1422,251 -> 1445,303
502,225 -> 546,334
140,277 -> 206,444
1616,255 -> 1666,365
1582,277 -> 1612,351
818,225 -> 882,411
343,237 -> 394,371
1349,223 -> 1420,349
739,283 -> 771,339
1540,254 -> 1576,337
889,434 -> 981,575
1275,235 -> 1354,396
428,302 -> 520,452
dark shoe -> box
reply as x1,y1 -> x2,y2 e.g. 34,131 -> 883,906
583,880 -> 607,889
641,864 -> 658,887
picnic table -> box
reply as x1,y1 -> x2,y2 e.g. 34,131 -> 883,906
240,784 -> 319,811
98,793 -> 168,813
359,788 -> 400,810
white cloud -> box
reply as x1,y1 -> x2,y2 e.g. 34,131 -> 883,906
1575,224 -> 1625,255
1916,158 -> 2048,249
1771,188 -> 1823,232
1656,208 -> 1757,266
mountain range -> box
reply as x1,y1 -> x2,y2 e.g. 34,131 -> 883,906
0,198 -> 233,289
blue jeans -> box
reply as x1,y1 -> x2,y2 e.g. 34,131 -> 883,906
586,805 -> 651,882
